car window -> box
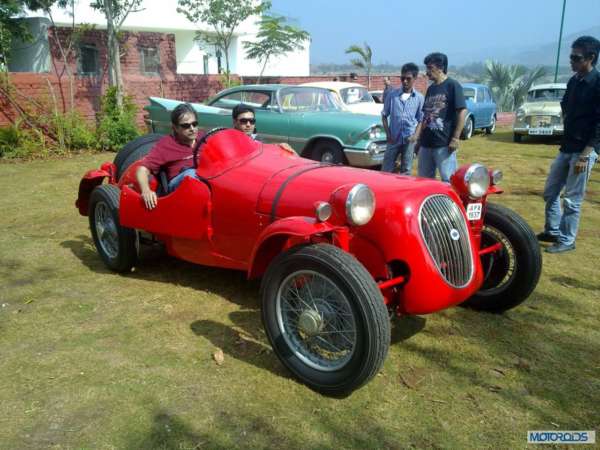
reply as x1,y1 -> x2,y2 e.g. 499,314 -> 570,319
339,87 -> 374,105
527,88 -> 566,102
278,87 -> 343,112
476,88 -> 484,103
483,88 -> 491,102
210,91 -> 272,110
463,87 -> 476,101
210,91 -> 243,109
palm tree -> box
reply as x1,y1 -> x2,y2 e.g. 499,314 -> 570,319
345,42 -> 373,89
484,61 -> 546,111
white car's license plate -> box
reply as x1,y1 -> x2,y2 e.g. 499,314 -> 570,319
529,127 -> 553,135
466,203 -> 482,221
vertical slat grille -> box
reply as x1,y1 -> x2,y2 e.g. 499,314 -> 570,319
419,195 -> 473,287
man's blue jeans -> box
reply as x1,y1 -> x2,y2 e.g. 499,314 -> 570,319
417,146 -> 457,182
167,168 -> 199,192
543,150 -> 598,246
382,142 -> 416,174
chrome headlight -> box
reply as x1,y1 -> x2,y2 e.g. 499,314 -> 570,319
315,201 -> 332,222
516,107 -> 526,119
368,126 -> 383,140
464,164 -> 490,198
346,184 -> 375,226
491,169 -> 503,185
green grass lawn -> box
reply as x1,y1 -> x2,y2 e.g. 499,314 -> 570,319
1,129 -> 598,449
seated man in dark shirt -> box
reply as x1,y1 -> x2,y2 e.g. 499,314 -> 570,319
231,103 -> 295,154
136,103 -> 204,210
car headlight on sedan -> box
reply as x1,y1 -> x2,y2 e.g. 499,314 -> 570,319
464,164 -> 490,198
346,184 -> 376,226
368,126 -> 384,140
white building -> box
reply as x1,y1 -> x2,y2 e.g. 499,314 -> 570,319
20,0 -> 309,76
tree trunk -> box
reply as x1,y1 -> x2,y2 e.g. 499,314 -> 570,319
105,1 -> 123,110
257,56 -> 269,85
223,46 -> 231,87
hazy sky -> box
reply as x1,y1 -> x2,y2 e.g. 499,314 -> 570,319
270,0 -> 600,65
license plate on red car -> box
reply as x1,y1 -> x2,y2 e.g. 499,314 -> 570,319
466,203 -> 482,220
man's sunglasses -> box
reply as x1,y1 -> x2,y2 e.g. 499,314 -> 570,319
178,121 -> 198,129
569,54 -> 585,62
238,118 -> 256,125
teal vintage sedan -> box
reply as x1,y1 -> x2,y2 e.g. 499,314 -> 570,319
144,85 -> 387,167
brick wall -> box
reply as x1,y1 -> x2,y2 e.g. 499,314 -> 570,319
0,27 -> 230,128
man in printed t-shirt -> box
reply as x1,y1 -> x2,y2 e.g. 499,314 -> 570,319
417,52 -> 467,182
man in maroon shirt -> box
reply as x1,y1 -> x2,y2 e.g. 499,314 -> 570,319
136,103 -> 204,209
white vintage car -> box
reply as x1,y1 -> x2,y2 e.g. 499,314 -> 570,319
513,83 -> 567,142
301,81 -> 383,115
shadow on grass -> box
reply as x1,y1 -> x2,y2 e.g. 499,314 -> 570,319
124,406 -> 425,449
484,131 -> 561,146
405,290 -> 600,428
61,235 -> 261,309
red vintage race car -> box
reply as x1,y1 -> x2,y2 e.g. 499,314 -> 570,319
76,129 -> 542,395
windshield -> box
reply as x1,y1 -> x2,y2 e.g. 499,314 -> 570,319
339,87 -> 374,105
527,88 -> 566,102
278,87 -> 344,112
463,87 -> 476,101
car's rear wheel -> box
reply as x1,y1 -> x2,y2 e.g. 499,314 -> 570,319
114,133 -> 163,180
311,140 -> 346,164
461,116 -> 474,140
485,116 -> 496,134
462,203 -> 541,312
261,244 -> 390,396
89,184 -> 137,272
513,133 -> 522,143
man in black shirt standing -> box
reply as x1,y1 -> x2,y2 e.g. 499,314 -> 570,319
417,52 -> 466,182
538,36 -> 600,254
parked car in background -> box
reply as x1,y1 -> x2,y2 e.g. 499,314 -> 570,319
300,81 -> 383,115
144,85 -> 387,166
512,83 -> 566,143
369,90 -> 383,104
461,83 -> 497,139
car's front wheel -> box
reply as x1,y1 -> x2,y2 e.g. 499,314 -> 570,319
89,184 -> 138,272
311,141 -> 346,164
513,133 -> 522,143
261,244 -> 390,396
462,203 -> 541,312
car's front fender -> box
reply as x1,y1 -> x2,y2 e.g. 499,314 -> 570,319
248,217 -> 348,279
75,163 -> 117,216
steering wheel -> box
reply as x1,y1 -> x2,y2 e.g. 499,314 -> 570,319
193,127 -> 228,168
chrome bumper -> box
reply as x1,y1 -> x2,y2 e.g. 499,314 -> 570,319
344,142 -> 387,167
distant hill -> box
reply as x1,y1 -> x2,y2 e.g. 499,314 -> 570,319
450,26 -> 600,67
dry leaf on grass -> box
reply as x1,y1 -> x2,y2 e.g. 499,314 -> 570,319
515,358 -> 531,371
399,367 -> 427,389
213,348 -> 224,366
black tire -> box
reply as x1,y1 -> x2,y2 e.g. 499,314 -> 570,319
310,140 -> 347,165
461,116 -> 474,140
462,203 -> 542,313
485,115 -> 496,134
89,184 -> 138,272
513,133 -> 522,143
261,244 -> 390,396
114,133 -> 163,180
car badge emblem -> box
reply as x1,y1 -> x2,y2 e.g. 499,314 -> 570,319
450,229 -> 460,241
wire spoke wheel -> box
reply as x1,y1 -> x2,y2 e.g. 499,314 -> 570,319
276,270 -> 357,371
